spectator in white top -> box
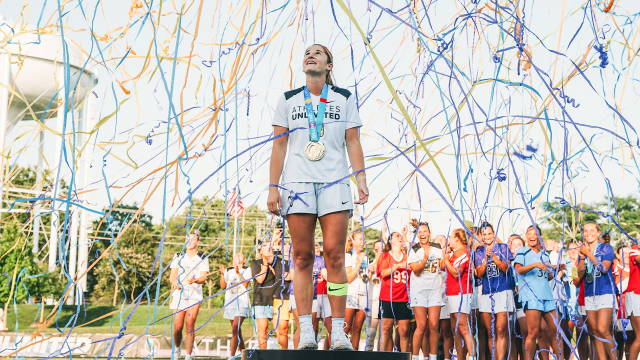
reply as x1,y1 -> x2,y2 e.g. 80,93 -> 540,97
219,253 -> 250,359
344,230 -> 370,349
169,232 -> 209,360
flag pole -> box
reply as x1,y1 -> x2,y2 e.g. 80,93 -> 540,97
233,214 -> 238,256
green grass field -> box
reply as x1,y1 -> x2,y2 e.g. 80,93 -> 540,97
5,304 -> 257,336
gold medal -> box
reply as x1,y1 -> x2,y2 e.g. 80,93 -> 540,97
304,141 -> 325,161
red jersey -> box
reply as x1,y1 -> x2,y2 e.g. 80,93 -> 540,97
627,245 -> 640,294
317,272 -> 327,295
578,280 -> 585,306
377,251 -> 410,302
446,251 -> 473,296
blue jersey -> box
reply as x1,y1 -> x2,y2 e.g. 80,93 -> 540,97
582,242 -> 617,296
513,247 -> 554,302
474,243 -> 515,294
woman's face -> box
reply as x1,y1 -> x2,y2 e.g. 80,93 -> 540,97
417,225 -> 430,244
526,227 -> 540,248
353,233 -> 365,251
583,224 -> 600,244
185,233 -> 199,250
448,233 -> 460,249
303,45 -> 332,76
482,227 -> 495,247
391,232 -> 403,250
568,243 -> 579,260
373,242 -> 383,257
510,238 -> 524,254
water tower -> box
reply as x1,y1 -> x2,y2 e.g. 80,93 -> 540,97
0,18 -> 98,305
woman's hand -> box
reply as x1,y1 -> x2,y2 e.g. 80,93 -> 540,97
534,262 -> 552,272
355,178 -> 369,204
219,265 -> 225,274
267,187 -> 282,216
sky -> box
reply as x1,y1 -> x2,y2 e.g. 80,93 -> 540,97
1,0 -> 640,243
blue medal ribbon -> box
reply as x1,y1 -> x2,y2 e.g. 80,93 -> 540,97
303,83 -> 329,142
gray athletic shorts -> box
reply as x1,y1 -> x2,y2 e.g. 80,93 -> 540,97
280,182 -> 353,218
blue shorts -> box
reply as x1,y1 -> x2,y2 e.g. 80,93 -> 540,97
252,305 -> 274,319
280,182 -> 353,218
523,299 -> 555,313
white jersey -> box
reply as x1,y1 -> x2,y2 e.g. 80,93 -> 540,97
346,252 -> 370,296
224,267 -> 251,309
170,252 -> 209,300
407,243 -> 444,290
272,85 -> 363,184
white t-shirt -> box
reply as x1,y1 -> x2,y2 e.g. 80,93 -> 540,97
272,85 -> 363,184
407,244 -> 444,290
548,250 -> 569,301
345,252 -> 370,296
170,253 -> 210,300
224,267 -> 251,309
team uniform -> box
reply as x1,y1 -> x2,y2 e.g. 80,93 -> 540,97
377,252 -> 412,320
446,251 -> 473,314
625,245 -> 640,317
222,266 -> 251,319
407,243 -> 444,308
439,269 -> 450,319
582,242 -> 618,311
290,255 -> 326,312
315,258 -> 332,319
272,86 -> 362,217
513,247 -> 554,313
346,252 -> 371,311
474,243 -> 515,313
370,263 -> 382,319
170,253 -> 210,311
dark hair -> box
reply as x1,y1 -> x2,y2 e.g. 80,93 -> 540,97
599,232 -> 611,244
411,218 -> 431,232
469,226 -> 479,236
308,44 -> 334,85
479,221 -> 494,234
526,224 -> 542,236
509,234 -> 523,241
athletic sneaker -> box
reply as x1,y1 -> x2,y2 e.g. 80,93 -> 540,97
172,346 -> 181,360
329,329 -> 353,350
298,327 -> 319,350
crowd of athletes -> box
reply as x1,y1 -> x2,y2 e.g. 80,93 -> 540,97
218,220 -> 640,360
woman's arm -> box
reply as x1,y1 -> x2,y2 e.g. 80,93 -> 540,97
170,267 -> 179,289
267,126 -> 289,216
444,258 -> 459,279
345,128 -> 369,204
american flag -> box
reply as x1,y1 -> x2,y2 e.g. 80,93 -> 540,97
227,188 -> 244,218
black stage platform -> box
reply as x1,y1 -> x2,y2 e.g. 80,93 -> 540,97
242,349 -> 411,360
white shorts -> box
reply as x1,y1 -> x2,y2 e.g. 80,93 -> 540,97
289,294 -> 297,312
448,294 -> 473,314
315,293 -> 332,318
411,288 -> 445,308
371,299 -> 381,319
626,292 -> 640,317
615,319 -> 633,332
579,305 -> 586,316
170,296 -> 201,311
516,308 -> 526,319
347,294 -> 370,312
281,182 -> 353,218
440,297 -> 450,319
479,290 -> 515,314
585,295 -> 617,311
224,305 -> 250,320
472,285 -> 482,310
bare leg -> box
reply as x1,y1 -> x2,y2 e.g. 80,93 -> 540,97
524,310 -> 543,360
381,318 -> 395,351
273,317 -> 289,349
539,317 -> 551,360
184,303 -> 200,355
628,315 -> 640,360
483,312 -> 509,360
574,316 -> 589,360
451,312 -> 475,360
594,308 -> 615,360
413,306 -> 428,356
288,213 -> 317,317
292,308 -> 300,349
542,311 -> 561,360
173,309 -> 186,348
397,319 -> 412,353
427,306 -> 441,357
323,316 -> 332,349
344,307 -> 356,335
366,318 -> 380,351
517,315 -> 529,360
318,211 -> 349,320
440,318 -> 453,359
230,317 -> 246,356
349,309 -> 367,349
473,309 -> 487,360
256,318 -> 270,349
312,311 -> 319,339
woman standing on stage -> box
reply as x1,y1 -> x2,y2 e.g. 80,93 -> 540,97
267,44 -> 369,350
407,221 -> 443,360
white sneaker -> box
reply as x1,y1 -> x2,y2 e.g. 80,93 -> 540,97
329,329 -> 353,350
172,346 -> 181,360
298,327 -> 319,350
185,354 -> 192,360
